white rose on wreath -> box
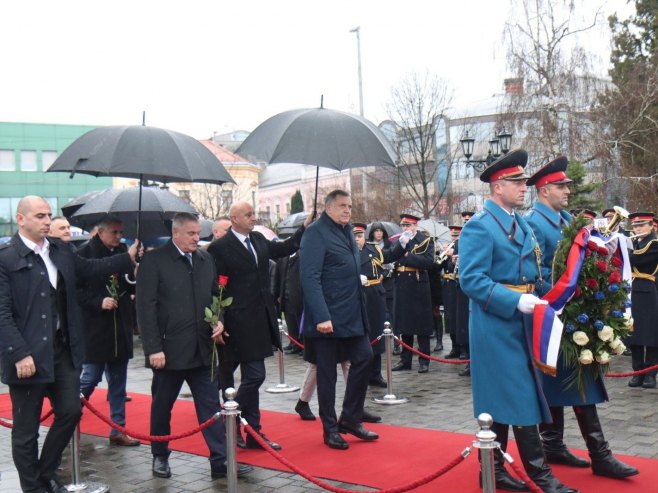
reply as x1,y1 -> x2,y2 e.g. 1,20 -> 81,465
578,349 -> 594,365
598,325 -> 614,342
595,351 -> 611,364
572,331 -> 590,346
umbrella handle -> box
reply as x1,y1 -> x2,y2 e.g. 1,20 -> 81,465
124,273 -> 136,285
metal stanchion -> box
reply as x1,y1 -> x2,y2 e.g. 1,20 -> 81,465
473,413 -> 498,493
266,319 -> 300,393
64,423 -> 110,492
372,323 -> 409,405
221,387 -> 240,493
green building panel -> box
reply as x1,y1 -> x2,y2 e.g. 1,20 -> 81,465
0,122 -> 113,236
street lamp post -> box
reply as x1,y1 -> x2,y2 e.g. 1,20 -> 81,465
350,26 -> 364,117
460,128 -> 513,172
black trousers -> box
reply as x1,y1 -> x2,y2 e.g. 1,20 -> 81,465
9,335 -> 82,493
400,334 -> 431,365
630,344 -> 658,376
313,335 -> 373,433
150,366 -> 227,464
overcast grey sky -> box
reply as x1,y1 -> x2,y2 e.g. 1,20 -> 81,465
1,0 -> 634,139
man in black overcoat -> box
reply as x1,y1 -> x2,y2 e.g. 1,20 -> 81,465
0,196 -> 138,493
207,202 -> 312,451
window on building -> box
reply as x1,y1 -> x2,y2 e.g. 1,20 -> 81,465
275,204 -> 280,218
0,150 -> 15,171
20,150 -> 38,172
42,150 -> 58,170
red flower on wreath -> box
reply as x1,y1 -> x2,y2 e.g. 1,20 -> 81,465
574,285 -> 583,298
608,270 -> 622,284
585,249 -> 593,258
611,256 -> 623,268
587,240 -> 598,251
218,275 -> 229,287
585,278 -> 599,290
596,260 -> 608,273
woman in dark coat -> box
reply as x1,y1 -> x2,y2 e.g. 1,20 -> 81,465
368,223 -> 394,319
627,212 -> 658,389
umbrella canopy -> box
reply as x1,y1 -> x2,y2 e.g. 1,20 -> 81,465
237,107 -> 397,171
69,187 -> 197,240
253,224 -> 277,240
48,125 -> 235,184
417,219 -> 451,243
366,221 -> 401,238
61,189 -> 107,218
199,219 -> 214,241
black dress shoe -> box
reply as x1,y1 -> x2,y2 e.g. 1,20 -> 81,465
295,399 -> 317,420
591,452 -> 639,478
324,432 -> 349,449
642,374 -> 656,388
628,374 -> 644,387
152,456 -> 172,478
245,432 -> 282,450
368,376 -> 387,388
458,353 -> 469,360
392,361 -> 411,371
445,348 -> 460,359
43,478 -> 68,493
211,462 -> 253,479
433,343 -> 443,352
480,470 -> 529,492
338,420 -> 379,441
362,409 -> 382,423
418,363 -> 429,373
545,448 -> 590,468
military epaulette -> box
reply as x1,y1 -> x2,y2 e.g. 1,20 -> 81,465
633,238 -> 658,255
411,236 -> 432,254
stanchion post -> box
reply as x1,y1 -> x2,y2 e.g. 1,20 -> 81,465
266,319 -> 300,393
371,322 -> 409,405
65,418 -> 110,492
221,388 -> 240,493
473,413 -> 498,493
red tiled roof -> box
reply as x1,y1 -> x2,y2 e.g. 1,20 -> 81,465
199,139 -> 252,165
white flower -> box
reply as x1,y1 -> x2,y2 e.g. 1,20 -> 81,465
595,351 -> 610,364
609,337 -> 623,350
579,349 -> 594,365
598,325 -> 614,342
613,342 -> 626,356
572,331 -> 590,346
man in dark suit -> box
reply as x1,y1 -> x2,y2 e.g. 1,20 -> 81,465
207,202 -> 311,451
300,190 -> 397,450
137,212 -> 251,481
0,196 -> 138,493
77,217 -> 140,447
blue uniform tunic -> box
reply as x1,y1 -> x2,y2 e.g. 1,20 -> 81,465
459,200 -> 551,426
526,201 -> 606,406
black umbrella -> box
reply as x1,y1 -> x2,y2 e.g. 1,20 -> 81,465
236,103 -> 397,208
366,221 -> 402,239
61,189 -> 108,219
68,187 -> 197,240
47,125 -> 235,240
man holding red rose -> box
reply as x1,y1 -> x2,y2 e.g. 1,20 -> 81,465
526,158 -> 637,480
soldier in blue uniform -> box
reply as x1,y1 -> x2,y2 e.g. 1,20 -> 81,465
353,223 -> 408,387
459,150 -> 577,493
526,157 -> 637,479
391,214 -> 435,374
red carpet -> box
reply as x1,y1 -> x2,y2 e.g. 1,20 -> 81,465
1,391 -> 654,492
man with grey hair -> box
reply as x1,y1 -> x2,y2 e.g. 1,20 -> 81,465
137,212 -> 252,480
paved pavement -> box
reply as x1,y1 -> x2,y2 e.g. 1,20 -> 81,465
1,334 -> 657,492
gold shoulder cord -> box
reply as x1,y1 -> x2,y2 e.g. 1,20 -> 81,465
530,231 -> 543,288
371,245 -> 384,278
633,239 -> 658,255
411,236 -> 432,255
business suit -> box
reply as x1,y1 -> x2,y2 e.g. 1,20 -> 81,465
0,233 -> 131,492
136,241 -> 228,467
300,212 -> 372,434
207,226 -> 304,436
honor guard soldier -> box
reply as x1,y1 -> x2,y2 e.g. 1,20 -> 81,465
628,212 -> 658,389
459,149 -> 578,493
353,223 -> 408,387
441,226 -> 460,358
392,214 -> 435,373
526,157 -> 637,479
454,212 -> 474,376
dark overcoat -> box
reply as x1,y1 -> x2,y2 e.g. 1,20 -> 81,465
629,234 -> 658,347
76,236 -> 135,363
393,232 -> 435,336
440,257 -> 457,335
136,241 -> 218,370
207,227 -> 304,362
0,233 -> 132,385
300,212 -> 368,338
453,239 -> 471,346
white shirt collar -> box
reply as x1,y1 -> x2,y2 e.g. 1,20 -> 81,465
231,228 -> 249,244
19,233 -> 57,288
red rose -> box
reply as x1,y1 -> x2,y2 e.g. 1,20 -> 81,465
608,270 -> 621,283
596,261 -> 608,273
574,286 -> 583,298
585,278 -> 599,290
218,275 -> 229,287
598,246 -> 609,256
587,240 -> 598,251
611,256 -> 623,268
585,249 -> 593,257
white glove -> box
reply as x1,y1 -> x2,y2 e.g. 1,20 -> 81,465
399,230 -> 414,248
517,294 -> 547,314
360,275 -> 368,286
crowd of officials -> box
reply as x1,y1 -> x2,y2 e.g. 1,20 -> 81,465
0,146 -> 656,492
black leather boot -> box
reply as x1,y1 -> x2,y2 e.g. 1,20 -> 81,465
513,425 -> 579,493
540,407 -> 590,467
574,405 -> 639,478
485,422 -> 529,491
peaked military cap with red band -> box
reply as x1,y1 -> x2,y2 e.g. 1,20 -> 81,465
602,208 -> 616,218
479,149 -> 529,183
629,212 -> 655,225
572,209 -> 597,220
461,211 -> 475,221
399,214 -> 421,225
449,225 -> 462,235
352,222 -> 367,233
527,156 -> 573,188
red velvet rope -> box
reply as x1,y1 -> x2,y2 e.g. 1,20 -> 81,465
285,332 -> 383,349
81,396 -> 220,442
395,337 -> 471,364
0,408 -> 54,429
507,458 -> 544,493
606,362 -> 658,378
242,421 -> 468,493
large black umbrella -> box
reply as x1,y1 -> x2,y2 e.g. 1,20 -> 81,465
47,125 -> 235,239
366,221 -> 401,238
236,103 -> 397,208
68,187 -> 197,240
61,189 -> 108,219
